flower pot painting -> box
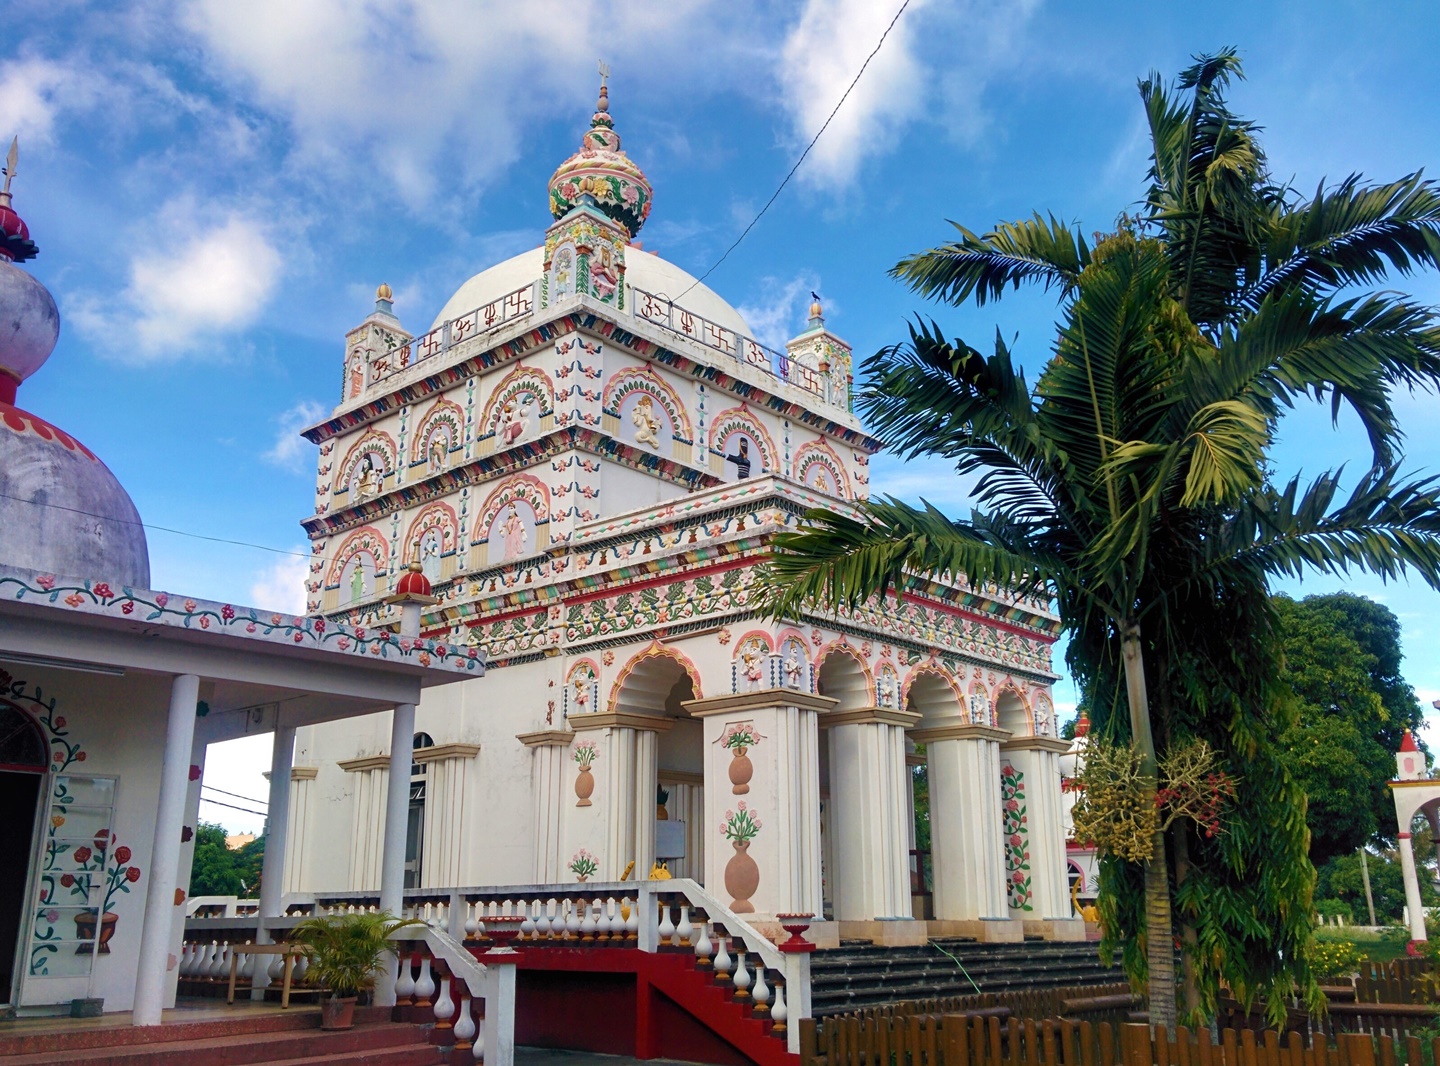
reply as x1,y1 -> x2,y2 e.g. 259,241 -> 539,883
573,741 -> 598,807
569,849 -> 598,882
721,723 -> 762,797
72,911 -> 118,955
60,831 -> 141,954
720,803 -> 762,913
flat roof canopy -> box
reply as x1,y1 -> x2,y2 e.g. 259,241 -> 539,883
0,565 -> 481,729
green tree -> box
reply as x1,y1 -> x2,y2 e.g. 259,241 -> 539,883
1275,593 -> 1426,864
1316,850 -> 1437,922
188,823 -> 267,898
764,50 -> 1440,1027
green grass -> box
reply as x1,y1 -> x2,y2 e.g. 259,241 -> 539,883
1315,924 -> 1411,963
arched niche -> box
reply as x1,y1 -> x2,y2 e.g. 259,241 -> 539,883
904,669 -> 963,726
995,687 -> 1031,735
0,701 -> 49,773
815,646 -> 872,711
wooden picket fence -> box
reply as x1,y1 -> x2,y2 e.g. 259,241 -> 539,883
818,985 -> 1141,1030
1357,961 -> 1436,1007
799,1016 -> 1440,1066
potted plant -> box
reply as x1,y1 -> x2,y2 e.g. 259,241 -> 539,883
290,911 -> 421,1029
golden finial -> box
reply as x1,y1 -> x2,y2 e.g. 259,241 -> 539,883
808,289 -> 824,322
376,281 -> 393,302
1,137 -> 17,205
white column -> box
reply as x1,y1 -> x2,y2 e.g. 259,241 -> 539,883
133,674 -> 200,1026
1399,832 -> 1428,942
259,725 -> 295,921
520,732 -> 570,883
375,702 -> 414,1009
918,722 -> 1010,921
826,709 -> 918,921
252,722 -> 295,997
1000,737 -> 1075,925
380,704 -> 415,914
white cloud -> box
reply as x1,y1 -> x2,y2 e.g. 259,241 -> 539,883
777,0 -> 1039,188
737,274 -> 822,351
0,56 -> 104,144
265,400 -> 325,469
247,550 -> 309,615
178,0 -> 759,209
70,211 -> 282,361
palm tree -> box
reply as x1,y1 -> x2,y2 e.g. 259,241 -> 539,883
764,51 -> 1440,1027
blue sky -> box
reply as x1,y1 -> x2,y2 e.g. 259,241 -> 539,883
7,0 -> 1439,831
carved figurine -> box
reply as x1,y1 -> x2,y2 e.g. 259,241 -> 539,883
631,395 -> 662,449
783,648 -> 803,689
355,455 -> 383,499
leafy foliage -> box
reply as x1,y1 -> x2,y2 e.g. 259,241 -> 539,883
760,48 -> 1440,1027
289,911 -> 420,998
1307,938 -> 1365,980
188,823 -> 265,898
1276,593 -> 1426,863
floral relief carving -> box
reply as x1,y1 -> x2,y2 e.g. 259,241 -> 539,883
1001,763 -> 1032,911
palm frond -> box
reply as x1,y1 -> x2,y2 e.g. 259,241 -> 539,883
759,498 -> 1073,622
1195,467 -> 1440,592
890,213 -> 1090,307
1244,173 -> 1440,306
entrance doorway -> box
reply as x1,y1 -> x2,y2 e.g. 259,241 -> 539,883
0,702 -> 50,1004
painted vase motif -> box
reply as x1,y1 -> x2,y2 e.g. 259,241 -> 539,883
575,766 -> 595,807
728,747 -> 753,796
724,841 -> 759,913
74,911 -> 119,954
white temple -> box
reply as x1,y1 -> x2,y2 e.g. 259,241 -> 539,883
289,77 -> 1078,947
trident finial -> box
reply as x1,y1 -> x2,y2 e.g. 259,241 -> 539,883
598,60 -> 611,93
2,137 -> 16,199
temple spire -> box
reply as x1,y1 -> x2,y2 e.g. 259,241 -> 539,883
1,137 -> 17,207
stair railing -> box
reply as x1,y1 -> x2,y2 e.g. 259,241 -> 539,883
390,923 -> 516,1066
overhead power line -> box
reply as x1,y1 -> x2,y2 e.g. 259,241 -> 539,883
199,796 -> 269,818
677,0 -> 915,299
0,490 -> 309,559
202,784 -> 269,807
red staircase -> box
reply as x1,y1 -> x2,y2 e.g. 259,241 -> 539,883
0,1005 -> 444,1065
509,944 -> 798,1066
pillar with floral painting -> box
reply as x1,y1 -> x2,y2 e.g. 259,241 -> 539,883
683,689 -> 834,945
1000,736 -> 1084,939
564,713 -> 672,881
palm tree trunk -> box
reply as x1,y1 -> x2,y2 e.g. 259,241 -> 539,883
1171,825 -> 1201,1021
1122,623 -> 1176,1031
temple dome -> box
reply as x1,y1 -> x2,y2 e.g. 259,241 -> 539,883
547,79 -> 652,239
0,404 -> 151,587
0,161 -> 150,588
429,245 -> 754,339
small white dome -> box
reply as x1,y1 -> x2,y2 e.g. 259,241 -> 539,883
428,246 -> 753,340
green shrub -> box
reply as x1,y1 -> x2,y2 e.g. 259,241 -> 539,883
1308,938 -> 1364,979
1317,898 -> 1354,922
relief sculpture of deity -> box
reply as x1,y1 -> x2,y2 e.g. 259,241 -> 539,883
632,395 -> 661,449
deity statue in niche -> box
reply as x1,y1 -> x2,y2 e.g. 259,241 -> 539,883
499,398 -> 532,448
348,559 -> 368,603
632,395 -> 662,449
348,352 -> 365,398
725,437 -> 753,479
500,504 -> 528,560
428,434 -> 447,474
783,646 -> 803,689
553,248 -> 574,299
418,530 -> 442,582
355,455 -> 383,499
592,244 -> 618,300
572,676 -> 590,712
876,670 -> 896,708
1034,699 -> 1053,737
739,639 -> 766,691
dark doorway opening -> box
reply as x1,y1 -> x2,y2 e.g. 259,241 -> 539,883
0,771 -> 43,1003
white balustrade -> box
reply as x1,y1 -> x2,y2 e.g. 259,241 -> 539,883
413,956 -> 436,1006
395,950 -> 416,1002
433,968 -> 455,1031
454,994 -> 476,1050
694,922 -> 713,966
657,902 -> 674,945
714,935 -> 731,984
733,951 -> 751,1000
624,897 -> 638,940
752,965 -> 770,1014
675,904 -> 691,947
772,983 -> 788,1029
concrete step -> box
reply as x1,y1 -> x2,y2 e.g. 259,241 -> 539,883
0,1019 -> 441,1066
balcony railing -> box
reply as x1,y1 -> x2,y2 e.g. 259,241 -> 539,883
359,276 -> 848,413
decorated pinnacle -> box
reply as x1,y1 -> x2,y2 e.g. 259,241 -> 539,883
376,282 -> 393,302
547,67 -> 653,238
0,136 -> 39,263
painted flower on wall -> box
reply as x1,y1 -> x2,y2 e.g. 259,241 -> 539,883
1000,763 -> 1032,911
569,849 -> 598,881
720,802 -> 762,844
